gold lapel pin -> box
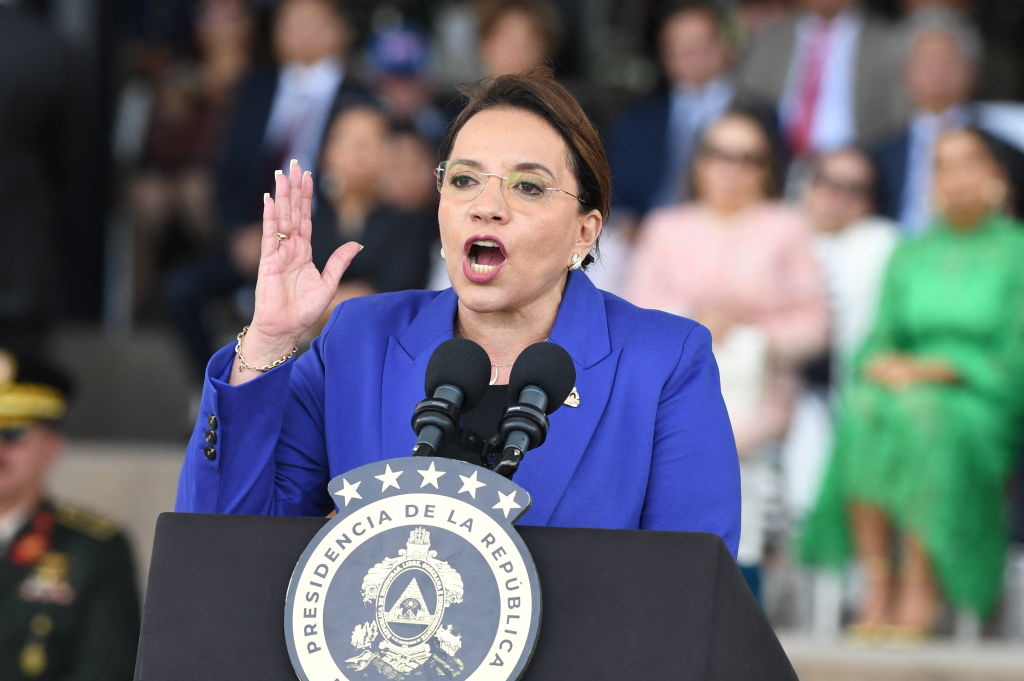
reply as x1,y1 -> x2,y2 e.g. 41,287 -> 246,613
564,387 -> 580,408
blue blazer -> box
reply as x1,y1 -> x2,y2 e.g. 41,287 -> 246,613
176,272 -> 742,556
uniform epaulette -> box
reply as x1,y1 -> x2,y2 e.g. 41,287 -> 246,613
53,504 -> 121,542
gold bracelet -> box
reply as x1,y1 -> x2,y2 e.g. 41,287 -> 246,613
234,326 -> 297,373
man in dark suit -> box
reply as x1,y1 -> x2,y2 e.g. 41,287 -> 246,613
214,0 -> 369,232
166,0 -> 371,377
0,349 -> 140,680
737,0 -> 906,157
609,4 -> 754,225
873,10 -> 1024,233
0,4 -> 85,354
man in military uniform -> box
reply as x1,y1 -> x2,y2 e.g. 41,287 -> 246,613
0,349 -> 140,679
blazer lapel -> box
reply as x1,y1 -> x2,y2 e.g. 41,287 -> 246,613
380,289 -> 458,459
517,272 -> 620,525
377,275 -> 619,527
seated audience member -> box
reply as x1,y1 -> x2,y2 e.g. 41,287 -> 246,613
166,0 -> 369,377
122,0 -> 255,316
737,0 -> 906,158
609,3 -> 740,222
806,148 -> 897,378
214,0 -> 367,230
601,3 -> 780,297
874,9 -> 1024,233
801,129 -> 1024,637
783,148 -> 898,517
626,111 -> 828,597
364,24 -> 446,144
477,0 -> 559,77
0,350 -> 140,679
309,107 -> 436,332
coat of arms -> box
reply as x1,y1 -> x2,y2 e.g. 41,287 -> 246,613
284,457 -> 541,681
345,527 -> 465,677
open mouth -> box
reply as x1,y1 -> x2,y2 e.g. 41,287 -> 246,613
467,238 -> 506,273
463,236 -> 507,282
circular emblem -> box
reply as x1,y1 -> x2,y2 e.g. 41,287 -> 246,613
285,458 -> 541,681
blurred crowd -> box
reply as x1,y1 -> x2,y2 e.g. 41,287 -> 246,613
3,0 -> 1024,665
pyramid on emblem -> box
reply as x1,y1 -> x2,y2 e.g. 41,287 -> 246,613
386,578 -> 433,625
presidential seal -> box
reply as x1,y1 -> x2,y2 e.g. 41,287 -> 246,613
284,457 -> 541,681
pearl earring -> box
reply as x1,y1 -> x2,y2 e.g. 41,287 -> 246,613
440,246 -> 446,260
568,253 -> 582,271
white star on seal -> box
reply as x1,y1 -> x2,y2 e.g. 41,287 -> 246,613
417,461 -> 446,489
332,478 -> 362,507
374,464 -> 403,492
457,470 -> 486,499
492,490 -> 522,518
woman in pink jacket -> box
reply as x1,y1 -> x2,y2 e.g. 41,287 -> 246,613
627,110 -> 828,594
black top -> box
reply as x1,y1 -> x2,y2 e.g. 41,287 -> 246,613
311,200 -> 437,294
436,384 -> 508,466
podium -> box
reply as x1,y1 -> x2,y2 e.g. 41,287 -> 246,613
133,513 -> 797,680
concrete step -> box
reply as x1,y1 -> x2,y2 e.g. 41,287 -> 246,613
781,633 -> 1024,681
51,325 -> 197,442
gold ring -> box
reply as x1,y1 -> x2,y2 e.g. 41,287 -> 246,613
275,232 -> 288,241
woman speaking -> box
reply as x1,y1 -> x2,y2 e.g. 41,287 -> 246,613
175,69 -> 740,555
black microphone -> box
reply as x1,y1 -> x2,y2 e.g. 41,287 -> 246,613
411,338 -> 490,457
493,342 -> 576,478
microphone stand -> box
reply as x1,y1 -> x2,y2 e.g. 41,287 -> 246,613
492,399 -> 549,479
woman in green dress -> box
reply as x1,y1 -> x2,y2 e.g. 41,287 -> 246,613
800,129 -> 1024,636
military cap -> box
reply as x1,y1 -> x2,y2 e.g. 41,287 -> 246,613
0,349 -> 73,429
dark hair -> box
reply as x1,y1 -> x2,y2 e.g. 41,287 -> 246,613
659,1 -> 727,34
937,127 -> 1020,214
477,0 -> 561,57
693,108 -> 782,199
439,67 -> 610,268
810,145 -> 878,196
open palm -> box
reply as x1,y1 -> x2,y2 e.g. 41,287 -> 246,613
249,160 -> 362,346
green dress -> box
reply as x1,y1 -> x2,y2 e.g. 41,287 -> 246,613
800,213 -> 1024,616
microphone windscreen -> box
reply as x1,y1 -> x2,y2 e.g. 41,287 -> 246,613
507,342 -> 576,414
424,338 -> 491,410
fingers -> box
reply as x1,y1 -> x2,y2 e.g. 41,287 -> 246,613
274,169 -> 290,236
289,159 -> 303,234
299,169 -> 314,240
321,242 -> 364,289
260,192 -> 279,252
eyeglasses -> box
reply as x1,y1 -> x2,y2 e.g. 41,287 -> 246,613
0,427 -> 28,444
434,161 -> 582,209
811,171 -> 872,199
699,144 -> 768,169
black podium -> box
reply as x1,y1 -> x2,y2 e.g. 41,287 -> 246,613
133,513 -> 797,680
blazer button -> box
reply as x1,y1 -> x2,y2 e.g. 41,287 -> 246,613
207,414 -> 218,429
204,430 -> 217,445
203,446 -> 216,461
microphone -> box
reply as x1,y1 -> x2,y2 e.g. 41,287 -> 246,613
411,338 -> 490,457
493,342 -> 576,478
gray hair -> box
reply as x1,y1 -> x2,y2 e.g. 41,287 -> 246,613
905,8 -> 983,68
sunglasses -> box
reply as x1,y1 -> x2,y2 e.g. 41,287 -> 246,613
699,144 -> 769,168
0,427 -> 29,444
812,171 -> 872,198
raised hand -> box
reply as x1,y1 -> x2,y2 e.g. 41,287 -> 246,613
233,160 -> 362,382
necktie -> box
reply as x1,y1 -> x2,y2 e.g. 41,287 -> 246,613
667,99 -> 694,203
788,21 -> 832,157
